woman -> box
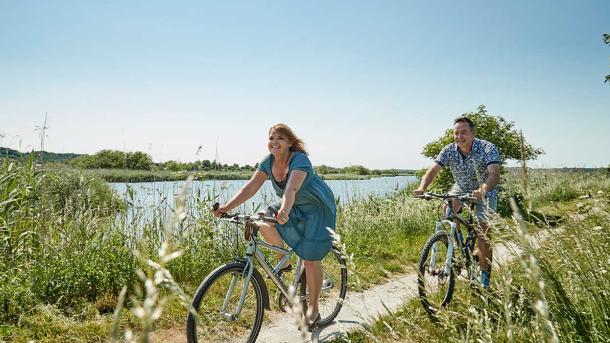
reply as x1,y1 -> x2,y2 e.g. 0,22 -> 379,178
213,123 -> 336,330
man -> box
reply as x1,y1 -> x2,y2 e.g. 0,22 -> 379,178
413,116 -> 501,288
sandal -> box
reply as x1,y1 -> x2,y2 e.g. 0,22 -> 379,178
307,313 -> 321,332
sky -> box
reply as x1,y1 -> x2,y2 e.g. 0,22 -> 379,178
1,0 -> 609,169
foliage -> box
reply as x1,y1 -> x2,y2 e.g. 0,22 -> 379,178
0,159 -> 131,324
158,159 -> 255,172
69,150 -> 153,170
334,172 -> 610,343
315,164 -> 414,177
0,146 -> 82,163
420,105 -> 543,193
2,162 -> 609,341
602,33 -> 610,84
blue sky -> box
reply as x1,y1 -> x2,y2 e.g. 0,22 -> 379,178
1,1 -> 609,168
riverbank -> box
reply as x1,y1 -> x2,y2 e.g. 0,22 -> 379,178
84,168 -> 412,182
2,163 -> 608,342
0,162 -> 422,342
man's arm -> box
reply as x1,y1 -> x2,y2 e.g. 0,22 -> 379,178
472,163 -> 500,199
413,163 -> 442,196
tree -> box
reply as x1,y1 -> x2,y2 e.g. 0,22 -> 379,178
602,33 -> 610,84
420,105 -> 543,192
68,149 -> 153,170
126,151 -> 152,170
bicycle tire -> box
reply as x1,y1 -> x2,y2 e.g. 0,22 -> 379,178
299,247 -> 348,327
186,261 -> 264,343
417,230 -> 455,315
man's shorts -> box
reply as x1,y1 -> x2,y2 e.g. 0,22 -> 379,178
449,185 -> 498,224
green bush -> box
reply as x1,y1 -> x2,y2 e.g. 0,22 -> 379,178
37,168 -> 125,217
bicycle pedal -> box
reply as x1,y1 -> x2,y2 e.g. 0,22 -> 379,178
473,252 -> 480,263
267,265 -> 292,279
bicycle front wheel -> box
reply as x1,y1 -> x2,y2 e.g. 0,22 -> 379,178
186,262 -> 264,343
300,247 -> 348,327
417,230 -> 455,315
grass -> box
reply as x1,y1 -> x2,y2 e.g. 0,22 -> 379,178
0,159 -> 425,341
2,158 -> 609,342
331,169 -> 610,342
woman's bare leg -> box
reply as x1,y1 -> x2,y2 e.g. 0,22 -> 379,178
304,260 -> 323,322
258,223 -> 288,266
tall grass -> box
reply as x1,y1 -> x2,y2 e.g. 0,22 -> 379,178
3,159 -> 608,341
0,159 -> 428,341
333,170 -> 610,342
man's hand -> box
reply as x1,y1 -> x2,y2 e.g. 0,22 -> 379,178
472,189 -> 485,201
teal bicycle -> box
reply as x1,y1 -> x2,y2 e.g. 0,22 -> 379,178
185,204 -> 348,342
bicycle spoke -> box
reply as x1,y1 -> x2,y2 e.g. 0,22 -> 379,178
418,232 -> 455,315
189,265 -> 263,342
300,249 -> 348,327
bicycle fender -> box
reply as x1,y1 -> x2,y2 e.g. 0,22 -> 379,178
234,258 -> 271,310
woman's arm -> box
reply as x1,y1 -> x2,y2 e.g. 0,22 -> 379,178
215,170 -> 267,215
276,170 -> 307,224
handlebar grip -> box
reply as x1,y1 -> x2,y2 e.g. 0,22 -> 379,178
260,216 -> 279,224
212,202 -> 231,218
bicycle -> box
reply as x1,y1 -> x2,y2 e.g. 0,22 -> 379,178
415,192 -> 483,315
185,204 -> 348,343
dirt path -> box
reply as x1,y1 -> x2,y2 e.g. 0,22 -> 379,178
152,233 -> 537,343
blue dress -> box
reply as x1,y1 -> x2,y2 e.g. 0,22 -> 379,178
257,152 -> 336,261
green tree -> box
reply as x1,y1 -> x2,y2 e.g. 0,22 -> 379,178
68,150 -> 153,170
420,105 -> 543,192
344,165 -> 370,175
164,160 -> 181,171
126,151 -> 152,170
602,33 -> 610,84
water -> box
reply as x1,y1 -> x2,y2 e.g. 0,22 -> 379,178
109,175 -> 417,220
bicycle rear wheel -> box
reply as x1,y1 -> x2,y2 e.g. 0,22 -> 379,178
186,262 -> 264,343
417,231 -> 455,315
299,247 -> 348,327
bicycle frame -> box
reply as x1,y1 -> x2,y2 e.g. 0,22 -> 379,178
429,200 -> 479,285
224,221 -> 306,319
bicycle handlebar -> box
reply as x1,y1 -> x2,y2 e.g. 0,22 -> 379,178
212,202 -> 279,224
415,192 -> 480,203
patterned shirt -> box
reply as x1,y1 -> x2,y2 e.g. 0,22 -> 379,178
435,138 -> 501,198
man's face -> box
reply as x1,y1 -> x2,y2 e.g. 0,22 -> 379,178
453,121 -> 475,150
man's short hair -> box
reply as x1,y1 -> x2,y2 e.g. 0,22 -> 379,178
453,116 -> 474,130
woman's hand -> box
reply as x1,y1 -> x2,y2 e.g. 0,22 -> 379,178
276,209 -> 289,224
213,205 -> 228,218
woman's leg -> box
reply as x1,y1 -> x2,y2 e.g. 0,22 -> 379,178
259,223 -> 288,266
304,259 -> 323,321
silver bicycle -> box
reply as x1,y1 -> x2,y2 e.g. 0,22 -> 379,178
185,204 -> 348,342
415,192 -> 483,315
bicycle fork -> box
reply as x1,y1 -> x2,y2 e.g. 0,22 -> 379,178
429,220 -> 455,278
220,248 -> 257,320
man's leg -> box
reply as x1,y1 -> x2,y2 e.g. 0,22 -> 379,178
475,196 -> 497,288
476,222 -> 492,287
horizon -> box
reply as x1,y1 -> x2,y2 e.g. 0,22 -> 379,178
3,145 -> 607,171
2,1 -> 609,169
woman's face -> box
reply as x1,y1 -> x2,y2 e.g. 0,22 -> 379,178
268,130 -> 291,156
